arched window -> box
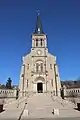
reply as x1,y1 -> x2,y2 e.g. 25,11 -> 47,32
36,60 -> 44,73
27,79 -> 28,88
36,63 -> 39,72
50,64 -> 52,69
41,63 -> 43,72
36,39 -> 38,47
41,39 -> 43,46
51,79 -> 53,87
27,64 -> 29,70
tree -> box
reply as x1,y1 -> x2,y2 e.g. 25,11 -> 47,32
1,84 -> 6,89
6,77 -> 12,89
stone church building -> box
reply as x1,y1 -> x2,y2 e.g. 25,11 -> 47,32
19,14 -> 61,97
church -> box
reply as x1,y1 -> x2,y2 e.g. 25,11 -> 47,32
19,14 -> 61,97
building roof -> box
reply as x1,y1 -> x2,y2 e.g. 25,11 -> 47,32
33,13 -> 44,34
61,80 -> 80,89
67,85 -> 80,89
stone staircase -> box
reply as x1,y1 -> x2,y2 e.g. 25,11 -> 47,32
0,93 -> 32,120
1,93 -> 80,119
50,95 -> 75,109
4,92 -> 32,110
22,93 -> 80,118
24,93 -> 54,118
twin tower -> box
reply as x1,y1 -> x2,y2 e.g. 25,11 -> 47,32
19,14 -> 61,97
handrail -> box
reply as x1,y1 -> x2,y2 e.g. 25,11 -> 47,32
17,92 -> 34,108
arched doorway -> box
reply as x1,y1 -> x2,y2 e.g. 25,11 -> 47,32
37,82 -> 43,93
33,76 -> 46,93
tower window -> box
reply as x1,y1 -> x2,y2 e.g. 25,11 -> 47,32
36,63 -> 39,72
50,64 -> 52,69
44,64 -> 46,66
27,64 -> 29,70
41,39 -> 43,46
41,63 -> 43,72
51,79 -> 53,87
36,39 -> 38,47
27,80 -> 28,88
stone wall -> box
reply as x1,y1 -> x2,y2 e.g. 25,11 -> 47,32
0,88 -> 17,98
64,87 -> 80,97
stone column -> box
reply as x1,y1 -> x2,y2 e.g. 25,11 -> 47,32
33,83 -> 37,93
43,83 -> 46,92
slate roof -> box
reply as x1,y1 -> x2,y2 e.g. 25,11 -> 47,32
33,14 -> 44,34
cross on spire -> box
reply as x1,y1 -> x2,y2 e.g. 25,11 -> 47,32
36,10 -> 40,16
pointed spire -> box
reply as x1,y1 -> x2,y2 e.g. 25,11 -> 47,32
34,12 -> 44,34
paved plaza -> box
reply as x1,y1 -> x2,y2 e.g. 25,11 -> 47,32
21,118 -> 80,120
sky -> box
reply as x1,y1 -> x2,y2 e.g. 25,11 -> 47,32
0,0 -> 80,85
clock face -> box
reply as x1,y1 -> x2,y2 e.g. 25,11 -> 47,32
37,50 -> 42,55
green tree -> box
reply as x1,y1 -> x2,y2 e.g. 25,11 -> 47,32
1,84 -> 6,89
6,77 -> 12,89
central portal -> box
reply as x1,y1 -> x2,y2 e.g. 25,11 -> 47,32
37,83 -> 43,93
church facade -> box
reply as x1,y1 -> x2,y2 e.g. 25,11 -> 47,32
19,14 -> 61,97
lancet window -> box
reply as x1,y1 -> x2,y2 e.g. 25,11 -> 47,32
41,39 -> 43,46
27,64 -> 29,70
41,63 -> 43,72
51,79 -> 53,87
36,60 -> 44,73
36,39 -> 38,47
27,79 -> 28,88
36,63 -> 39,72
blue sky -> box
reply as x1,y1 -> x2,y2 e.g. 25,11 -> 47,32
0,0 -> 80,85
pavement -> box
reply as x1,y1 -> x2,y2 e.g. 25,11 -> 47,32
0,108 -> 22,120
21,118 -> 80,120
0,97 -> 27,120
0,93 -> 80,119
21,93 -> 80,119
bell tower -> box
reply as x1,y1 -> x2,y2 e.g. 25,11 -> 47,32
32,13 -> 47,49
